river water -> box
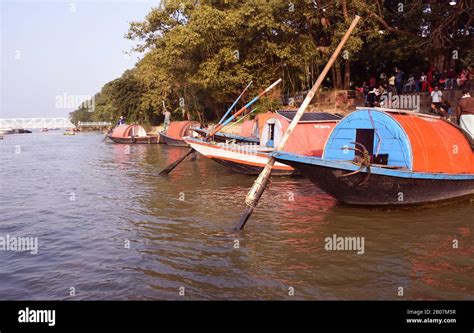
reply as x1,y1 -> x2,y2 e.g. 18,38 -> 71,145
0,132 -> 472,300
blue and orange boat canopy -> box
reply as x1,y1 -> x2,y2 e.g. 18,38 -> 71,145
322,108 -> 474,174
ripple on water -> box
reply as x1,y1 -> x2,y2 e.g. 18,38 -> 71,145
0,133 -> 472,300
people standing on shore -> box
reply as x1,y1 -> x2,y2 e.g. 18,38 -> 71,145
404,74 -> 415,93
388,74 -> 396,94
431,86 -> 443,109
456,90 -> 474,139
420,72 -> 428,92
163,109 -> 171,132
445,67 -> 456,90
117,116 -> 125,126
457,69 -> 469,89
395,67 -> 404,94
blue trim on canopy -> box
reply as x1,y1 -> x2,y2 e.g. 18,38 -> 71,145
322,109 -> 413,170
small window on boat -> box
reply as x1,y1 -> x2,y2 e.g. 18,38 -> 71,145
266,123 -> 275,148
355,129 -> 374,157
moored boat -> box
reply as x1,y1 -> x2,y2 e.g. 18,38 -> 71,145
185,110 -> 341,176
107,124 -> 159,144
273,107 -> 474,205
192,127 -> 259,144
160,121 -> 199,147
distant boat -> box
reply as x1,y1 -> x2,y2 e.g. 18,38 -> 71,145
63,129 -> 75,136
0,128 -> 14,135
40,128 -> 49,132
106,124 -> 159,144
160,121 -> 200,147
273,108 -> 474,205
12,129 -> 32,134
185,110 -> 341,176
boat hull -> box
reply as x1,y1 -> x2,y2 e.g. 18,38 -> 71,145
160,133 -> 189,147
186,138 -> 295,176
274,153 -> 474,206
107,135 -> 159,144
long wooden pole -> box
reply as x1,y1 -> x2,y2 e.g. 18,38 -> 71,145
236,15 -> 361,230
218,81 -> 253,125
158,79 -> 282,176
209,79 -> 282,137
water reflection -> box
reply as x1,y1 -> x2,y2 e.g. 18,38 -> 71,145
1,134 -> 472,300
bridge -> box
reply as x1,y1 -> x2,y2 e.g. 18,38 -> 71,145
0,118 -> 76,129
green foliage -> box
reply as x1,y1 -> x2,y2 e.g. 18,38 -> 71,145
70,0 -> 472,124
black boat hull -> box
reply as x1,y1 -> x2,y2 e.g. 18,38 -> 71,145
210,157 -> 296,176
160,133 -> 189,147
277,159 -> 474,206
107,136 -> 159,144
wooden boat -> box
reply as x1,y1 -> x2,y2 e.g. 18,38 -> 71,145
160,121 -> 199,147
12,129 -> 32,134
273,108 -> 474,205
193,127 -> 259,144
0,128 -> 15,135
185,110 -> 341,176
107,124 -> 159,144
63,129 -> 75,135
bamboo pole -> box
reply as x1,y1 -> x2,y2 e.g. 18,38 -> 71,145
158,79 -> 282,176
236,15 -> 361,230
218,81 -> 253,125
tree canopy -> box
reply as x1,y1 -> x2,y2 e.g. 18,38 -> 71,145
71,0 -> 473,125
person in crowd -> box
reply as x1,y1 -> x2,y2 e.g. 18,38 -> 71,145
367,88 -> 376,107
374,85 -> 385,106
360,81 -> 369,106
445,67 -> 456,90
438,101 -> 452,119
162,109 -> 171,131
430,86 -> 443,109
457,68 -> 469,88
395,67 -> 404,94
388,73 -> 396,94
456,89 -> 474,138
404,74 -> 415,93
117,116 -> 125,126
432,69 -> 441,89
420,72 -> 428,92
414,72 -> 421,93
369,74 -> 377,89
429,103 -> 439,115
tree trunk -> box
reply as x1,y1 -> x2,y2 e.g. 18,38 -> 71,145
335,62 -> 343,90
344,60 -> 350,90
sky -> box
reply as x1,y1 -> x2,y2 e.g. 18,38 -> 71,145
1,0 -> 159,118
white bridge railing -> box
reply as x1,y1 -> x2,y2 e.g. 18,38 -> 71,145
0,118 -> 76,129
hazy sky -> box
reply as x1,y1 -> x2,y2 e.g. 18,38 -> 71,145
1,0 -> 158,118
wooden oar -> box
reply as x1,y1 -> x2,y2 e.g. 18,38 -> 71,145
158,79 -> 282,176
235,15 -> 361,230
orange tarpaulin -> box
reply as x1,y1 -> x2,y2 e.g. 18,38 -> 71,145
392,114 -> 474,174
276,114 -> 338,156
240,119 -> 256,137
111,125 -> 147,138
165,121 -> 199,140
